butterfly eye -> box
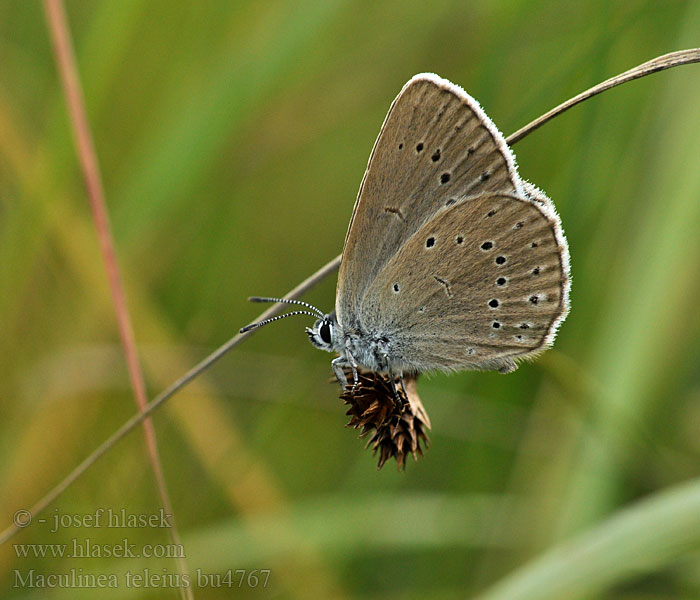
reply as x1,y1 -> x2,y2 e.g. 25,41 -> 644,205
320,321 -> 332,344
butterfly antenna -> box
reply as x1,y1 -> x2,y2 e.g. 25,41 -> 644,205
247,296 -> 324,318
239,310 -> 321,334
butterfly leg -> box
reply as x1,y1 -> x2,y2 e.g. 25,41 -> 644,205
332,351 -> 360,389
340,340 -> 361,390
387,373 -> 409,409
398,372 -> 408,398
331,356 -> 349,388
389,377 -> 403,407
372,345 -> 403,406
348,353 -> 359,390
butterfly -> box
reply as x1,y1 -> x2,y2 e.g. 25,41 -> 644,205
243,73 -> 570,391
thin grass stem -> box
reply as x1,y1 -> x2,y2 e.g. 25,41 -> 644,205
41,2 -> 191,596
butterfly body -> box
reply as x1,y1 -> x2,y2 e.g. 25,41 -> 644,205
306,312 -> 404,382
306,73 -> 570,385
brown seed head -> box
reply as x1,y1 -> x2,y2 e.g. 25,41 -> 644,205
339,369 -> 431,470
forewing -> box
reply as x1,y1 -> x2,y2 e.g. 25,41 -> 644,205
359,192 -> 570,373
336,73 -> 523,330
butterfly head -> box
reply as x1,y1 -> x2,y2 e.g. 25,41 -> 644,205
306,312 -> 342,353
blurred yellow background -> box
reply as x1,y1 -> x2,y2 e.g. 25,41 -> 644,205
1,1 -> 699,598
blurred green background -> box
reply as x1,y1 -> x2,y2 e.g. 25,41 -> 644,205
1,1 -> 699,598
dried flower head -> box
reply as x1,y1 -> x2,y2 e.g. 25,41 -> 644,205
339,369 -> 431,470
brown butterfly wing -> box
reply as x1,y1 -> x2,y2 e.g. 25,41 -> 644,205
359,191 -> 570,373
336,73 -> 523,331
